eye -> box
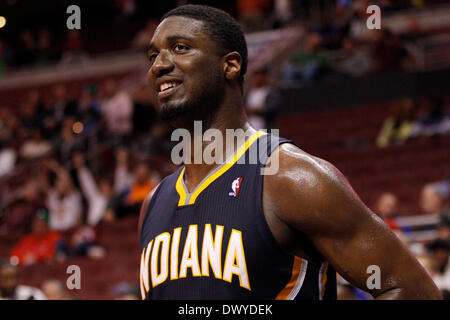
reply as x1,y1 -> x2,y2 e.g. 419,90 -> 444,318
148,52 -> 158,63
173,44 -> 189,53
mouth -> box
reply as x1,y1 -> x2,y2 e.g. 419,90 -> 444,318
157,80 -> 183,100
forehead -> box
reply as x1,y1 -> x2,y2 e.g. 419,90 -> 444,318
151,16 -> 210,46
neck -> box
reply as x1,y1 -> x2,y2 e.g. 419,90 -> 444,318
175,92 -> 257,193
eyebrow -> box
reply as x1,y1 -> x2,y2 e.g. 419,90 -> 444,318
146,35 -> 195,54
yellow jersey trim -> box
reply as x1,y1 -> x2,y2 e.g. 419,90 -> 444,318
175,131 -> 267,206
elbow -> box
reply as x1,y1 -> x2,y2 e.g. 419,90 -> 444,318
375,282 -> 442,300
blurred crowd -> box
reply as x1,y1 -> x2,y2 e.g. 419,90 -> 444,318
0,77 -> 179,299
338,180 -> 450,299
279,0 -> 432,86
0,257 -> 139,300
1,0 -> 448,74
376,96 -> 450,147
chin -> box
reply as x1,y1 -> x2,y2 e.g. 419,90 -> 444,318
159,99 -> 193,125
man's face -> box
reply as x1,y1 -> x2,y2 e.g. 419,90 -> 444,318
253,72 -> 268,88
432,248 -> 449,270
0,265 -> 19,297
420,186 -> 443,214
146,16 -> 225,126
135,164 -> 149,183
376,193 -> 398,219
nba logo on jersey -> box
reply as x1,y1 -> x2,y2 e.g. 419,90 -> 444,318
229,177 -> 243,197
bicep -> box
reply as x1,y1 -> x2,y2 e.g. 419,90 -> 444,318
306,192 -> 413,296
274,156 -> 430,297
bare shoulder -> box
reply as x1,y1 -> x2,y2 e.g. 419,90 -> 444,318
265,143 -> 352,202
264,143 -> 369,233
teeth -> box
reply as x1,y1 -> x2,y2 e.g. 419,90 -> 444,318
159,82 -> 179,92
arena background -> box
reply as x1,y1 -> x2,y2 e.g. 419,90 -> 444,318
0,0 -> 449,300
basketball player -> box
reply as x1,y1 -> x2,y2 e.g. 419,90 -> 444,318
138,5 -> 441,300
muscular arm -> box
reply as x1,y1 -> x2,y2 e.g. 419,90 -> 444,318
264,144 -> 441,299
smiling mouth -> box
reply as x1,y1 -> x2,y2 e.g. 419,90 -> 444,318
158,81 -> 183,99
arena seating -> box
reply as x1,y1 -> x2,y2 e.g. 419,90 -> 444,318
0,216 -> 139,300
277,102 -> 450,215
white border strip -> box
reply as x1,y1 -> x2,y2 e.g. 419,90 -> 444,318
287,260 -> 308,300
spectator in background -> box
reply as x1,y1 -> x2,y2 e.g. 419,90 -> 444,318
281,33 -> 333,86
110,161 -> 158,219
376,98 -> 417,147
35,29 -> 59,66
337,37 -> 371,77
73,152 -> 113,226
60,30 -> 88,64
77,84 -> 102,134
245,68 -> 271,130
20,128 -> 52,159
112,147 -> 134,196
437,208 -> 450,241
7,112 -> 27,143
1,180 -> 46,234
43,159 -> 83,232
54,117 -> 85,166
316,14 -> 344,50
56,224 -> 106,261
0,259 -> 47,300
334,0 -> 356,32
125,162 -> 157,206
115,0 -> 137,20
38,103 -> 60,141
101,79 -> 133,143
49,84 -> 79,123
411,95 -> 450,138
374,192 -> 400,230
272,0 -> 294,29
419,183 -> 449,217
0,140 -> 17,179
370,29 -> 413,73
237,0 -> 272,32
19,92 -> 42,130
427,239 -> 450,298
41,279 -> 73,300
9,210 -> 62,266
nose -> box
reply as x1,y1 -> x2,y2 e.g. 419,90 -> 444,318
150,49 -> 174,78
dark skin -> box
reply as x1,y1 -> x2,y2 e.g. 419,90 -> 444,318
139,16 -> 442,299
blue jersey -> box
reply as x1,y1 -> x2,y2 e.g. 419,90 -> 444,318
139,131 -> 337,300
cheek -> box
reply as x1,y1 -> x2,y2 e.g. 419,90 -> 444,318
190,66 -> 222,94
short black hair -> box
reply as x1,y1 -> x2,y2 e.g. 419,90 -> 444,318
427,239 -> 450,251
162,5 -> 248,88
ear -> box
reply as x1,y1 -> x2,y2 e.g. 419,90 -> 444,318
222,52 -> 242,82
